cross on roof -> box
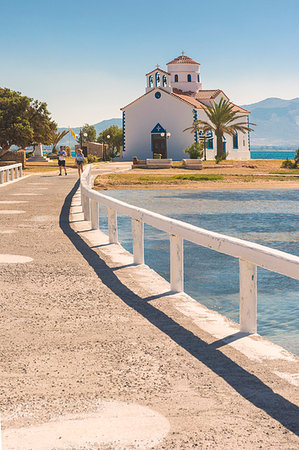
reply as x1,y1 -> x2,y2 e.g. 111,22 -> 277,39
156,64 -> 160,69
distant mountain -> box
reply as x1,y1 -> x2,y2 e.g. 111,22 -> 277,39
57,118 -> 122,148
241,97 -> 299,146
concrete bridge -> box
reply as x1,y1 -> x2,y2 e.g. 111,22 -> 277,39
0,164 -> 298,449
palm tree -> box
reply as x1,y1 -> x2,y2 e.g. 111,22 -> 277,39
51,130 -> 69,153
184,98 -> 255,160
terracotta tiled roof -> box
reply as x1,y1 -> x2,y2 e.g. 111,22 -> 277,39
171,93 -> 206,109
121,87 -> 249,114
172,88 -> 197,96
231,103 -> 250,114
145,68 -> 170,76
194,90 -> 228,100
167,54 -> 200,65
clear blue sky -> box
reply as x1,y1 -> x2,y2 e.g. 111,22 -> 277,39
1,0 -> 298,127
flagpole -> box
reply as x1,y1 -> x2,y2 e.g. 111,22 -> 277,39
68,125 -> 71,154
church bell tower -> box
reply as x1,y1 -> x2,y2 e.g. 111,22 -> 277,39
167,52 -> 202,93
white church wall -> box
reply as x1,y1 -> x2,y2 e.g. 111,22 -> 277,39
122,89 -> 195,161
204,131 -> 250,160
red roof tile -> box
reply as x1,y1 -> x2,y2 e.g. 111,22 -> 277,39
167,53 -> 200,65
145,68 -> 170,76
171,93 -> 206,109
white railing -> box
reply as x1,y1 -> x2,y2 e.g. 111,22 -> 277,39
0,163 -> 23,185
80,165 -> 299,334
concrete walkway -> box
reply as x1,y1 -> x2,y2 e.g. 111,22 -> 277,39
0,164 -> 298,449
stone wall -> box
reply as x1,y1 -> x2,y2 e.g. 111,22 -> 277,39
0,150 -> 26,168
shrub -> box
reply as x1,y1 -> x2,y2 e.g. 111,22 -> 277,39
87,154 -> 98,163
184,142 -> 203,159
281,158 -> 295,169
153,153 -> 162,159
215,153 -> 228,164
294,148 -> 299,165
25,151 -> 34,159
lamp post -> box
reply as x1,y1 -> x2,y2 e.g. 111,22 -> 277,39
198,131 -> 212,161
103,134 -> 110,160
80,131 -> 88,148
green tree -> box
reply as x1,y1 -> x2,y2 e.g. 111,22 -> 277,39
183,142 -> 203,159
0,88 -> 57,159
97,125 -> 123,158
184,98 -> 255,160
76,124 -> 97,146
50,130 -> 69,154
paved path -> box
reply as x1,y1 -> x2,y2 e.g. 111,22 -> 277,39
0,164 -> 298,449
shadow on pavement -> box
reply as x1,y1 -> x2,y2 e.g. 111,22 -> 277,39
60,181 -> 299,436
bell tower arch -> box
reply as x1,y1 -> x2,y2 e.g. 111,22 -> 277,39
146,66 -> 172,93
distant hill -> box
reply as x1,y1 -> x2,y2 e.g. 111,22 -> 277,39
241,97 -> 299,146
57,118 -> 122,148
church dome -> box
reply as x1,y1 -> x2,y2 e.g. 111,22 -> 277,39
167,52 -> 202,93
167,53 -> 200,65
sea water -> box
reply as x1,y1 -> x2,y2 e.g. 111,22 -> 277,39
250,151 -> 296,159
99,189 -> 299,355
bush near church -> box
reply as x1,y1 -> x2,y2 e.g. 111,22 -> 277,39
184,142 -> 203,159
281,148 -> 299,169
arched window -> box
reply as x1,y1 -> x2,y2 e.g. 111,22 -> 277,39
233,131 -> 238,149
187,74 -> 191,82
197,74 -> 200,82
174,74 -> 178,82
149,75 -> 153,88
207,132 -> 213,149
162,75 -> 167,87
155,72 -> 160,87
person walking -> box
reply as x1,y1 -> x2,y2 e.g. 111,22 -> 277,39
75,149 -> 85,177
57,147 -> 67,176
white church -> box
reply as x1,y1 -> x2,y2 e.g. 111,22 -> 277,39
121,53 -> 251,161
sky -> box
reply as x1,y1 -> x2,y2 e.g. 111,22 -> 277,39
1,0 -> 298,127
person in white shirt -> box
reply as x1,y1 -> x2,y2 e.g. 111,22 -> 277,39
75,149 -> 85,177
57,148 -> 67,176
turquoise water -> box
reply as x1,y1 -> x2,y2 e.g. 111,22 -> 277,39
250,151 -> 296,159
99,189 -> 299,355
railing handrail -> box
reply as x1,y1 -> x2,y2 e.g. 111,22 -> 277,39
0,163 -> 22,171
80,166 -> 299,281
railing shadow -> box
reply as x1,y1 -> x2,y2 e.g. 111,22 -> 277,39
60,181 -> 299,436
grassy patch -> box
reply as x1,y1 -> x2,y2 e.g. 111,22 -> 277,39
270,170 -> 299,175
94,173 -> 224,187
171,174 -> 223,181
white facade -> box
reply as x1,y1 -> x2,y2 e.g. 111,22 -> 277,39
121,54 -> 251,161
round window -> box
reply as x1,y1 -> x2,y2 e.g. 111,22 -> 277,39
155,92 -> 161,99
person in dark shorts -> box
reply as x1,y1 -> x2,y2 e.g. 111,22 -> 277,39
57,148 -> 67,175
75,148 -> 84,177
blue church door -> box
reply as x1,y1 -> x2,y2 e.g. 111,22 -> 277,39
151,123 -> 167,158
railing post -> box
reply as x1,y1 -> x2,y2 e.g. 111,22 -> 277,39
108,208 -> 118,243
90,200 -> 99,230
83,195 -> 90,221
132,218 -> 144,264
239,259 -> 257,334
14,167 -> 18,178
170,234 -> 184,292
0,171 -> 3,184
10,168 -> 14,181
19,165 -> 23,177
